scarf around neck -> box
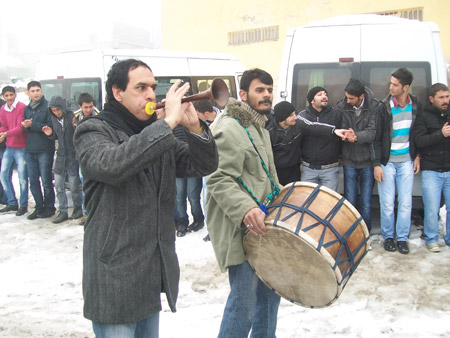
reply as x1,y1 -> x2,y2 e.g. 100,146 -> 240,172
97,100 -> 157,136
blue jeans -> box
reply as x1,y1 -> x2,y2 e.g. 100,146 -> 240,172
422,170 -> 450,245
79,166 -> 87,215
0,148 -> 6,204
0,147 -> 29,207
26,151 -> 55,211
344,166 -> 374,232
377,161 -> 414,241
92,312 -> 159,338
175,177 -> 204,227
218,261 -> 281,338
301,166 -> 339,191
54,173 -> 82,212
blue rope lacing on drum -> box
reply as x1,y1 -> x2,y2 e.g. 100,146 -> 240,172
267,184 -> 369,287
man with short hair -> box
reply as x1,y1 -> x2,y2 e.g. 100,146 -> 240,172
74,59 -> 218,336
22,81 -> 55,220
374,68 -> 421,254
73,92 -> 99,225
336,79 -> 381,233
207,68 -> 282,337
194,99 -> 218,126
72,92 -> 99,127
299,86 -> 343,191
43,96 -> 83,223
0,86 -> 28,215
267,101 -> 347,186
414,82 -> 450,252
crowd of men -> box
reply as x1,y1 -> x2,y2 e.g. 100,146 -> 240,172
1,63 -> 449,338
267,68 -> 450,256
0,83 -> 99,224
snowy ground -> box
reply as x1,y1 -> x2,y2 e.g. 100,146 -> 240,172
0,172 -> 449,337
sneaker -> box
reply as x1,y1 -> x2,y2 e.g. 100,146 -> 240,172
187,221 -> 205,232
38,209 -> 55,219
0,205 -> 19,213
397,241 -> 410,254
15,207 -> 28,216
427,242 -> 441,253
203,234 -> 210,242
52,211 -> 68,224
383,238 -> 396,252
177,225 -> 187,237
71,207 -> 83,220
27,209 -> 41,220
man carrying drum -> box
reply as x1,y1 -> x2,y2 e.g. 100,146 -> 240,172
206,69 -> 282,337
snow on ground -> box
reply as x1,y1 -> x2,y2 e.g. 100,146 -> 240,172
0,172 -> 449,337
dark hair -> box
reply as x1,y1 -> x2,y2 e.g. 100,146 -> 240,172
1,86 -> 15,95
345,78 -> 365,97
429,83 -> 449,98
105,59 -> 152,102
78,92 -> 94,106
193,99 -> 214,113
240,68 -> 273,92
391,68 -> 413,87
27,80 -> 41,90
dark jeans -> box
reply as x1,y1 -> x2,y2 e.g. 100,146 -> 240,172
343,165 -> 374,232
175,177 -> 204,227
26,151 -> 55,211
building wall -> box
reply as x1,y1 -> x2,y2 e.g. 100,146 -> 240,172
162,0 -> 450,84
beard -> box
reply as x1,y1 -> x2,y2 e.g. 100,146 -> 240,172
247,96 -> 272,116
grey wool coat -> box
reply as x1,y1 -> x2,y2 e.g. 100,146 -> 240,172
73,117 -> 218,324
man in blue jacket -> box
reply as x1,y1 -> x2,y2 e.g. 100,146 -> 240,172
22,81 -> 55,220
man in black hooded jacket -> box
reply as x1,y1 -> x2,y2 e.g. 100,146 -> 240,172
414,82 -> 450,252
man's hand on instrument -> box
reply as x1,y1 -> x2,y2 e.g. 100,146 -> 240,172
164,80 -> 191,129
243,207 -> 266,236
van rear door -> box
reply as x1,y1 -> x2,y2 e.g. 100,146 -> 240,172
284,23 -> 361,110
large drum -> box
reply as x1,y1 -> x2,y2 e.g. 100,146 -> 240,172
243,182 -> 369,308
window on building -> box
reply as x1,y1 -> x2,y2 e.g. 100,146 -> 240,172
375,7 -> 423,21
228,26 -> 279,46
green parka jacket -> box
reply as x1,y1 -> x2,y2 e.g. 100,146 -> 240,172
206,98 -> 281,272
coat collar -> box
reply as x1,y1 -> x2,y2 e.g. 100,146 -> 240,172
223,98 -> 268,128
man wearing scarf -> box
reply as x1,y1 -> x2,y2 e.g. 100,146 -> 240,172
206,69 -> 282,337
73,59 -> 218,337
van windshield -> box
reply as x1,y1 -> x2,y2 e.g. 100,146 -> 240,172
292,62 -> 431,111
40,78 -> 102,111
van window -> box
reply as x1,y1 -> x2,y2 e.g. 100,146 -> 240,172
155,77 -> 192,103
191,76 -> 237,109
41,82 -> 63,102
69,80 -> 101,111
361,62 -> 431,104
292,64 -> 355,111
292,62 -> 431,112
40,78 -> 102,111
191,76 -> 237,100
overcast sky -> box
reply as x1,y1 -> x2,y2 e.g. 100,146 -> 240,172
0,0 -> 161,73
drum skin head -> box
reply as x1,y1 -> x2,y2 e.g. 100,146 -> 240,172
244,224 -> 339,308
243,182 -> 369,308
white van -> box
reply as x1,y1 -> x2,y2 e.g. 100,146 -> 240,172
278,14 -> 447,109
277,14 -> 447,204
35,49 -> 245,111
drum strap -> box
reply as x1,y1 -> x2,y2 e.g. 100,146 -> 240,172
235,118 -> 280,214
